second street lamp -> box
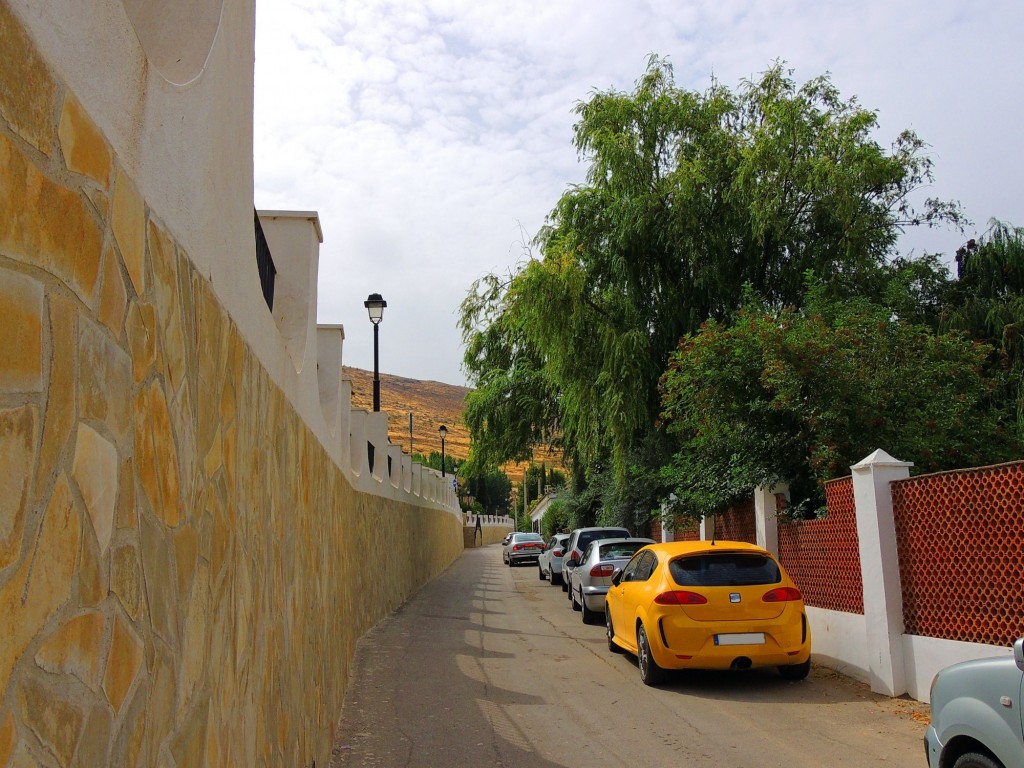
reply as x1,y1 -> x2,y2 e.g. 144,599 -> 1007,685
364,293 -> 387,412
439,425 -> 448,477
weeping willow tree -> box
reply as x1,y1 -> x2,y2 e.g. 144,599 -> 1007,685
459,56 -> 963,504
942,219 -> 1024,435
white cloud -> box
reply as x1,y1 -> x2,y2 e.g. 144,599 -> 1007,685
255,0 -> 1024,385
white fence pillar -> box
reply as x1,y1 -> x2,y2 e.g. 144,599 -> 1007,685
851,449 -> 913,697
699,514 -> 715,541
754,483 -> 787,556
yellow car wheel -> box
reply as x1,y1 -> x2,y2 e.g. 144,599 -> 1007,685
779,659 -> 811,681
606,610 -> 624,654
637,624 -> 667,686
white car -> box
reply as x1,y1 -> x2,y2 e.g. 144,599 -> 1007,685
537,534 -> 570,585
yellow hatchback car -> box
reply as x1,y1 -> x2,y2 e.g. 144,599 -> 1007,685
604,540 -> 811,685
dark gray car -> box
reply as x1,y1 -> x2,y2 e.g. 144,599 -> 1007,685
502,532 -> 545,566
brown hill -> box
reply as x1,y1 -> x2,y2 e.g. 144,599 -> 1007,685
344,366 -> 472,463
343,367 -> 562,486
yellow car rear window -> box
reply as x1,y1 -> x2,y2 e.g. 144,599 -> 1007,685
669,554 -> 781,587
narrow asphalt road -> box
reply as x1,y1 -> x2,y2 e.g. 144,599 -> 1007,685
330,544 -> 928,768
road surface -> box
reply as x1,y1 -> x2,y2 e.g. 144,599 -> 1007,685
330,544 -> 928,767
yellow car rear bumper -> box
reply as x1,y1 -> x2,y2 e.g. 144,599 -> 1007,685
648,610 -> 811,670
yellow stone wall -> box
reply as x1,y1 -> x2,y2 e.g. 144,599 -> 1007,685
463,522 -> 514,548
0,5 -> 462,766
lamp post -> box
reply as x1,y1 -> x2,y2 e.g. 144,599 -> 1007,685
363,293 -> 387,411
438,425 -> 448,477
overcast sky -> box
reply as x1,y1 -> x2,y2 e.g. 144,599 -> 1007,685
254,0 -> 1023,387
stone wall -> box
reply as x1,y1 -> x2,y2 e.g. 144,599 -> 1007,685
0,4 -> 462,765
462,516 -> 514,548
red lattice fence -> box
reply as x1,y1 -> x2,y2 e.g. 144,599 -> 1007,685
647,519 -> 663,542
778,477 -> 864,613
717,498 -> 756,543
650,517 -> 701,542
892,461 -> 1024,646
673,518 -> 700,541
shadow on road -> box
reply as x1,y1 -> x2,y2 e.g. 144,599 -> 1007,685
330,546 -> 565,768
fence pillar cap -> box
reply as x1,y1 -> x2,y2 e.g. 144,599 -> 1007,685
852,449 -> 914,472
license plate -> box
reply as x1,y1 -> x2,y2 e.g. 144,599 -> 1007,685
715,632 -> 765,646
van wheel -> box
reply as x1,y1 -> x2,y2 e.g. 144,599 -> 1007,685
952,752 -> 1004,768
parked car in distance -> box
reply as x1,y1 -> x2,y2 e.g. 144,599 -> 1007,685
570,537 -> 655,624
503,532 -> 546,566
925,639 -> 1024,768
562,527 -> 632,596
605,540 -> 811,686
538,534 -> 570,585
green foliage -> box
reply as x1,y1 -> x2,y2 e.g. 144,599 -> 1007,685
460,55 -> 974,531
590,432 -> 673,533
540,499 -> 572,538
459,272 -> 562,475
461,468 -> 512,517
514,507 -> 533,534
460,56 -> 962,492
462,499 -> 484,515
659,287 -> 1018,520
942,219 -> 1024,436
413,451 -> 459,476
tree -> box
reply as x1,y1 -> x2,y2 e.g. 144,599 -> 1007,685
463,468 -> 512,517
413,451 -> 459,476
461,56 -> 963,524
459,272 -> 562,473
540,499 -> 571,538
942,219 -> 1024,436
659,286 -> 1017,519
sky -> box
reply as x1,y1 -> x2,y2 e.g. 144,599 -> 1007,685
253,0 -> 1024,387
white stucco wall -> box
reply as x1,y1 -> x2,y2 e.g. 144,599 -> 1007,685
807,607 -> 1014,703
807,607 -> 870,684
903,635 -> 1012,703
8,0 -> 257,310
7,1 -> 308,446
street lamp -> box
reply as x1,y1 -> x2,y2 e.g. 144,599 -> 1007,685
364,293 -> 387,411
439,425 -> 448,477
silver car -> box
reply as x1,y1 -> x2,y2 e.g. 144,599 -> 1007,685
562,526 -> 632,598
570,537 -> 655,624
925,638 -> 1024,768
537,534 -> 570,585
502,532 -> 545,566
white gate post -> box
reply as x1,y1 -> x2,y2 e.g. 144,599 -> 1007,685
851,449 -> 913,697
754,484 -> 787,556
699,514 -> 715,542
